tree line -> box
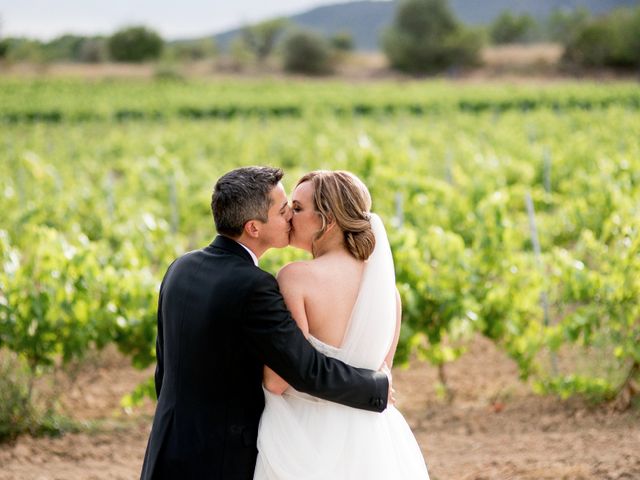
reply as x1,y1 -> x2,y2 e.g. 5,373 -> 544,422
0,0 -> 638,74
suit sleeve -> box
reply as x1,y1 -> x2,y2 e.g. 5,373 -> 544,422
154,261 -> 175,399
241,272 -> 389,412
154,287 -> 164,399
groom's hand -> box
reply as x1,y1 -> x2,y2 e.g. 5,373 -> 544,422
380,362 -> 396,406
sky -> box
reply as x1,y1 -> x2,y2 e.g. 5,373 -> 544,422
0,0 -> 365,40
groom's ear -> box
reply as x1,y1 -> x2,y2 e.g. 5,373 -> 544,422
243,220 -> 261,239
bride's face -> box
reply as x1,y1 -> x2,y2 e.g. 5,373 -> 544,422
289,181 -> 323,253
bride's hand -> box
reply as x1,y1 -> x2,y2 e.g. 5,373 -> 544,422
380,362 -> 396,406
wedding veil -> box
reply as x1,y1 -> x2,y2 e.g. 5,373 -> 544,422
339,213 -> 397,370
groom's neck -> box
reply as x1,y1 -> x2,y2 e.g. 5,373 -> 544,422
234,234 -> 265,260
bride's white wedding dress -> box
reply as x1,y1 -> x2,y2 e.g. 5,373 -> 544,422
254,214 -> 430,479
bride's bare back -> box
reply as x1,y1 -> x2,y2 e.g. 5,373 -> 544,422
283,251 -> 364,348
264,249 -> 401,396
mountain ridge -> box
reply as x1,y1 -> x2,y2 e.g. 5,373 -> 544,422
212,0 -> 639,51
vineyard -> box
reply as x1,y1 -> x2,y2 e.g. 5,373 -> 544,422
0,79 -> 639,444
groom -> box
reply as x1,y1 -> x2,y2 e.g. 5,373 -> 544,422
140,166 -> 390,480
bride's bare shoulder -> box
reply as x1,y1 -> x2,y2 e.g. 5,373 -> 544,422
276,260 -> 317,286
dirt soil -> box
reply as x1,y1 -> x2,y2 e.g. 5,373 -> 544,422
2,44 -> 636,83
0,335 -> 638,480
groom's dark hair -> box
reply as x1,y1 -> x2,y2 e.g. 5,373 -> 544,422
212,166 -> 284,238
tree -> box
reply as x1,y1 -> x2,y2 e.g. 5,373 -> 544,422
41,35 -> 85,62
283,30 -> 331,75
382,0 -> 483,73
563,6 -> 640,69
108,26 -> 163,62
3,38 -> 44,63
229,36 -> 252,69
490,11 -> 536,44
546,8 -> 591,44
242,18 -> 288,63
330,32 -> 354,52
0,16 -> 10,60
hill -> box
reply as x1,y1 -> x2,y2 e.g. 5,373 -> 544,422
212,0 -> 639,51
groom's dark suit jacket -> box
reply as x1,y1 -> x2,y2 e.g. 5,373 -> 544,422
140,235 -> 389,480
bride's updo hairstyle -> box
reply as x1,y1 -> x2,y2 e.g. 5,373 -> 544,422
296,170 -> 375,261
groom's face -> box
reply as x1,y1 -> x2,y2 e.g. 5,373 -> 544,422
258,183 -> 292,249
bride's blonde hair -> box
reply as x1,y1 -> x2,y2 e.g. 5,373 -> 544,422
296,170 -> 375,261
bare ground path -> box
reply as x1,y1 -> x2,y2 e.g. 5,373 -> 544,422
1,336 -> 638,480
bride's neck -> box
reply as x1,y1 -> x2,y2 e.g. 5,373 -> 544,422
313,233 -> 348,259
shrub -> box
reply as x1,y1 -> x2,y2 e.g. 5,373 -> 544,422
444,28 -> 484,68
228,36 -> 252,70
283,30 -> 332,75
41,35 -> 85,62
0,352 -> 86,441
330,32 -> 354,52
382,0 -> 483,73
167,39 -> 217,62
4,38 -> 44,63
108,26 -> 163,62
0,353 -> 35,441
0,35 -> 106,63
563,21 -> 613,67
77,38 -> 108,63
153,65 -> 185,82
490,11 -> 536,44
546,8 -> 591,44
563,6 -> 640,69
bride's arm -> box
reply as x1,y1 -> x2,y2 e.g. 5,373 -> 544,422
263,262 -> 310,395
383,288 -> 402,369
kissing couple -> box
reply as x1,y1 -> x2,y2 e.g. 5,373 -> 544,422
141,167 -> 429,479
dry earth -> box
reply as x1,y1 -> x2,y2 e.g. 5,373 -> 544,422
1,335 -> 638,480
2,44 -> 635,83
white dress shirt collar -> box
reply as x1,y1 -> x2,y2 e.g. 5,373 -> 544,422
236,241 -> 259,266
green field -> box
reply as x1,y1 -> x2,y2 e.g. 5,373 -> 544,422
1,78 -> 639,409
1,79 -> 639,121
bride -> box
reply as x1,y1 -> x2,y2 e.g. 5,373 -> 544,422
254,170 -> 429,479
